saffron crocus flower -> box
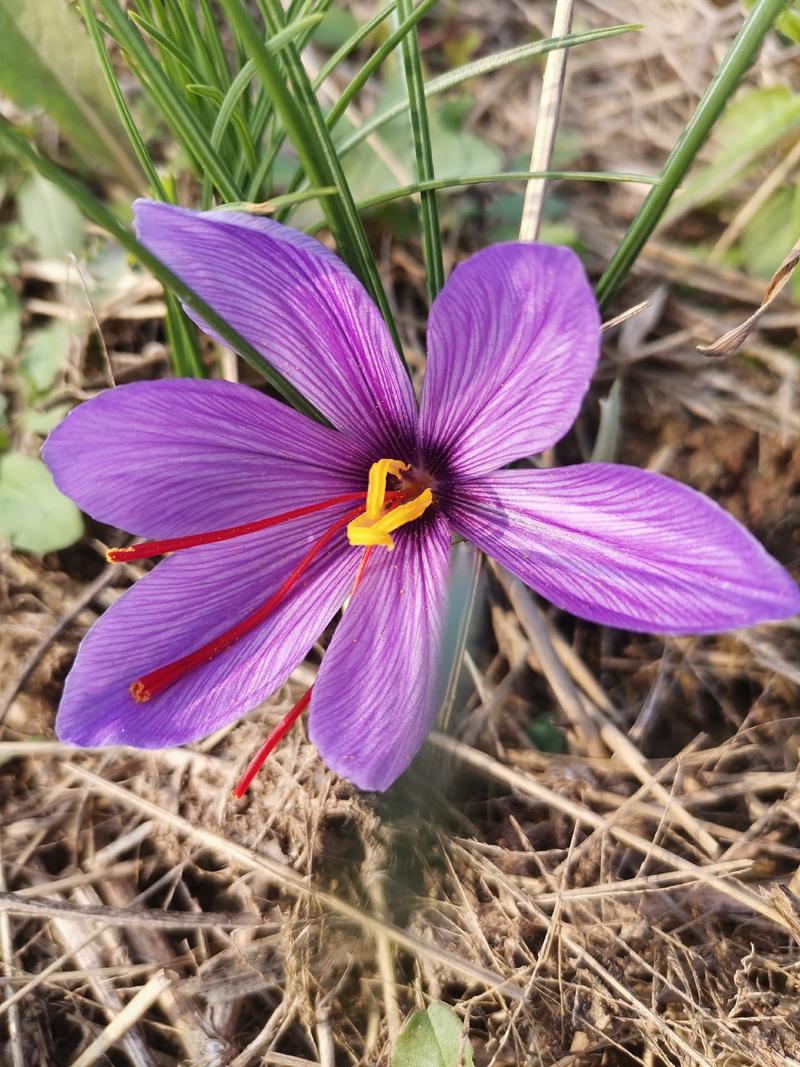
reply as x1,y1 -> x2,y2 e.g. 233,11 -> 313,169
42,201 -> 800,793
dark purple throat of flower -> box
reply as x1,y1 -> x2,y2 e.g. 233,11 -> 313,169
105,459 -> 433,792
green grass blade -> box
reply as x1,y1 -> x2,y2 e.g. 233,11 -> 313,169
323,0 -> 439,132
314,1 -> 397,86
220,0 -> 402,357
334,24 -> 639,160
238,8 -> 332,185
274,0 -> 439,221
197,0 -> 232,86
128,12 -> 206,84
595,0 -> 789,309
164,291 -> 205,377
135,0 -> 194,99
397,0 -> 444,301
96,0 -> 242,202
79,0 -> 162,198
279,169 -> 659,231
0,120 -> 325,422
187,84 -> 256,167
197,13 -> 327,210
227,170 -> 658,222
81,0 -> 208,379
175,0 -> 227,88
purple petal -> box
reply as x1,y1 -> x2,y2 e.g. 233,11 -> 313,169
56,506 -> 360,748
42,379 -> 367,538
134,201 -> 418,456
446,465 -> 800,633
308,513 -> 451,791
419,243 -> 600,478
206,207 -> 344,262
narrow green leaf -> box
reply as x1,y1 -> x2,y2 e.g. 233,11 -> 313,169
0,0 -> 139,186
274,0 -> 439,223
0,452 -> 83,555
590,379 -> 622,464
219,0 -> 403,358
313,1 -> 397,86
743,0 -> 800,41
172,0 -> 227,88
436,542 -> 483,734
325,0 -> 440,132
79,0 -> 165,199
334,24 -> 639,160
0,119 -> 326,423
197,0 -> 232,85
198,13 -> 326,210
186,84 -> 256,165
82,2 -> 201,380
229,169 -> 657,225
96,0 -> 243,203
129,11 -> 206,83
297,169 -> 660,230
595,0 -> 791,308
269,12 -> 329,51
164,291 -> 206,378
397,0 -> 444,301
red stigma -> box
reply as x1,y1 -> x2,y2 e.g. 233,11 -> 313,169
231,546 -> 375,798
107,492 -> 371,563
129,504 -> 366,703
232,687 -> 313,798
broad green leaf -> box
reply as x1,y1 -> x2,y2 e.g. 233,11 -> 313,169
527,713 -> 568,754
393,1003 -> 474,1067
21,403 -> 72,436
17,173 -> 85,260
313,6 -> 359,49
739,184 -> 800,280
0,221 -> 27,276
0,452 -> 82,554
0,281 -> 21,359
293,86 -> 501,228
667,87 -> 800,222
19,321 -> 73,398
0,0 -> 136,181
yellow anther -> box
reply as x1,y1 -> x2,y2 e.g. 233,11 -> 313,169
348,489 -> 433,551
365,458 -> 408,520
347,458 -> 433,551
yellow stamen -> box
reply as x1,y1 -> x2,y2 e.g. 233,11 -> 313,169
365,459 -> 408,520
347,458 -> 433,551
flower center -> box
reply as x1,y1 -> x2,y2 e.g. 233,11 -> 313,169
347,458 -> 433,551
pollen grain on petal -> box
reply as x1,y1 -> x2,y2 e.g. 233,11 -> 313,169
130,679 -> 152,703
107,546 -> 135,563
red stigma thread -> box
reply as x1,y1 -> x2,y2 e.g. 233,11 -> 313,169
129,504 -> 366,704
231,687 -> 313,798
231,546 -> 375,798
107,493 -> 370,563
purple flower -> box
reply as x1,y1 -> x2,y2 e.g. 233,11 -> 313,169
42,201 -> 800,792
